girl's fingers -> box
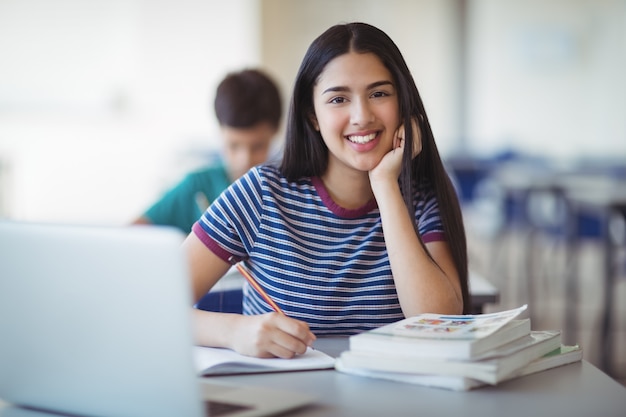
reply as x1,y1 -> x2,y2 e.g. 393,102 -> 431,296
255,313 -> 314,358
394,125 -> 404,149
398,118 -> 422,158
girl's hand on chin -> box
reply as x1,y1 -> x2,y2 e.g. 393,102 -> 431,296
369,118 -> 421,185
368,131 -> 404,185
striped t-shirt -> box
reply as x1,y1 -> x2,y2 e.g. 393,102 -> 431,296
193,164 -> 445,336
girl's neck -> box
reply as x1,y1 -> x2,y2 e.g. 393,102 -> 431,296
320,168 -> 374,210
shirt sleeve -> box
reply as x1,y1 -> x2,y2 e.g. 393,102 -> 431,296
414,183 -> 446,243
193,167 -> 265,261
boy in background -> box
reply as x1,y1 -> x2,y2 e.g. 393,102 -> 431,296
133,69 -> 283,233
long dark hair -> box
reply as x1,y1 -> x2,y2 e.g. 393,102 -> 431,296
279,22 -> 469,314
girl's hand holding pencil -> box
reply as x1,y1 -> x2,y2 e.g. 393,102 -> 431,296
228,257 -> 316,359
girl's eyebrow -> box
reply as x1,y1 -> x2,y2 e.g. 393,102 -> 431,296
321,80 -> 394,95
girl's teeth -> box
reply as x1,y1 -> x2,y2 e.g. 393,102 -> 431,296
348,133 -> 376,144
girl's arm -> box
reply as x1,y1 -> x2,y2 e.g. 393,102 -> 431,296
368,126 -> 463,316
183,232 -> 316,358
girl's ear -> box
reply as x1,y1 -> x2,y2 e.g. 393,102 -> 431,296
309,112 -> 320,131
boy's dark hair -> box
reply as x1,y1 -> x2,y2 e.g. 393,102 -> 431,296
214,69 -> 282,129
280,22 -> 470,313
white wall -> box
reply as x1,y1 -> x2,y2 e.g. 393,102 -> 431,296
1,0 -> 624,225
0,0 -> 261,224
465,0 -> 626,161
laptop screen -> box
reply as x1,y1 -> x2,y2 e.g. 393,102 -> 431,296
0,222 -> 205,417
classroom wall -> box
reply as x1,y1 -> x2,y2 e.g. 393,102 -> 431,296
465,0 -> 626,161
0,0 -> 261,224
0,0 -> 624,225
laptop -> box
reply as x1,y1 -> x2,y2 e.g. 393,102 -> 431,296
0,221 -> 315,417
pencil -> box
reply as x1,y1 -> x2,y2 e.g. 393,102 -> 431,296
233,261 -> 285,316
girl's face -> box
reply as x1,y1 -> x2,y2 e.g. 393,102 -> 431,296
311,51 -> 400,175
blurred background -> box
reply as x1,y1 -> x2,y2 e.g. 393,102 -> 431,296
1,0 -> 624,381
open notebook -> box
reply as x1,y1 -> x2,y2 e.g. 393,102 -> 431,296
0,221 -> 315,417
195,346 -> 335,376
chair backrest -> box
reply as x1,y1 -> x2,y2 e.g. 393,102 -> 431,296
196,288 -> 243,313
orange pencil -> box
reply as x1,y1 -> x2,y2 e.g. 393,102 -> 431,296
230,258 -> 285,315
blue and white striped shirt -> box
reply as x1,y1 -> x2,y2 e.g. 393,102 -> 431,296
193,164 -> 445,335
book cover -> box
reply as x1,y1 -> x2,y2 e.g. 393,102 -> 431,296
383,305 -> 528,340
340,330 -> 561,384
334,361 -> 483,391
193,346 -> 335,376
335,344 -> 582,391
514,344 -> 582,376
350,318 -> 531,360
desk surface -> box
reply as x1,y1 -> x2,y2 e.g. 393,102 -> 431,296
206,337 -> 626,417
1,338 -> 624,417
468,271 -> 498,310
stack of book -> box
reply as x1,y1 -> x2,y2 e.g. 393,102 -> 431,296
335,305 -> 583,391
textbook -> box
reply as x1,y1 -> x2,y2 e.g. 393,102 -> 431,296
338,330 -> 561,384
335,344 -> 583,391
193,346 -> 336,376
381,305 -> 528,339
349,307 -> 530,360
519,344 -> 582,375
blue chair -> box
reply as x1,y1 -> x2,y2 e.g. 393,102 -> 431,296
196,289 -> 244,313
195,269 -> 245,313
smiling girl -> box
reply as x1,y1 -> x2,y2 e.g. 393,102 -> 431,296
184,22 -> 469,359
